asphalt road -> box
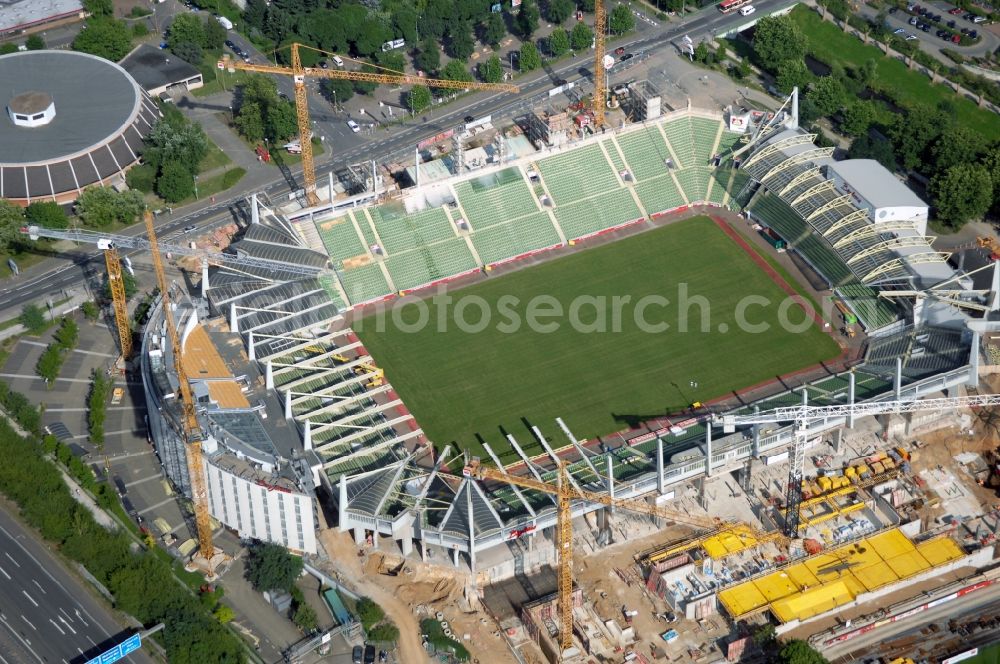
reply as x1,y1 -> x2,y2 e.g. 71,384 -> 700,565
0,507 -> 153,664
0,0 -> 795,319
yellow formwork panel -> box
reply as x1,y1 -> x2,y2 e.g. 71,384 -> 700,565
917,537 -> 965,565
853,561 -> 899,591
784,563 -> 820,589
719,582 -> 768,617
885,550 -> 931,579
755,572 -> 800,602
702,525 -> 760,559
771,579 -> 857,623
867,529 -> 917,560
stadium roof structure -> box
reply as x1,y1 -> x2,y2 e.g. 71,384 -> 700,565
0,0 -> 81,34
828,159 -> 926,211
0,50 -> 158,204
742,129 -> 949,289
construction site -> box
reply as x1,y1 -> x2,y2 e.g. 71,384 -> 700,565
27,21 -> 1000,663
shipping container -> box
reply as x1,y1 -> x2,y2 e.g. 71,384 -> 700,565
835,299 -> 859,326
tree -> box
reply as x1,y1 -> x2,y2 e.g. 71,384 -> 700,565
483,12 -> 506,48
356,17 -> 392,58
887,106 -> 950,172
848,135 -> 896,171
213,604 -> 235,624
266,101 -> 298,141
932,163 -> 993,228
243,540 -> 304,592
609,4 -> 635,34
202,16 -> 226,50
156,160 -> 195,203
171,40 -> 203,67
419,0 -> 454,40
293,603 -> 317,632
76,187 -> 144,228
81,301 -> 99,322
0,43 -> 16,55
72,19 -> 132,62
447,22 -> 475,60
25,34 -> 45,50
368,622 -> 400,642
167,13 -> 205,54
806,76 -> 846,118
303,8 -> 349,54
548,28 -> 570,56
752,623 -> 776,648
520,42 -> 542,71
517,0 -> 541,40
930,126 -> 982,177
83,0 -> 113,17
144,117 -> 208,176
779,639 -> 829,664
356,597 -> 385,630
36,346 -> 63,384
752,14 -> 807,71
546,0 -> 575,23
408,85 -> 432,113
839,100 -> 876,137
416,36 -> 441,74
25,202 -> 67,230
441,59 -> 473,83
235,101 -> 265,143
0,199 -> 23,254
570,22 -> 593,51
126,164 -> 156,193
54,318 -> 79,349
320,79 -> 354,106
579,0 -> 596,9
19,305 -> 47,335
478,55 -> 503,83
776,60 -> 810,94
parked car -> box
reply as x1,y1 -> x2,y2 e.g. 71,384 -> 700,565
947,19 -> 957,27
905,32 -> 919,39
332,55 -> 344,67
620,52 -> 634,61
889,6 -> 898,13
363,645 -> 376,664
972,14 -> 986,22
614,46 -> 625,55
970,28 -> 979,37
952,32 -> 962,42
183,224 -> 197,233
352,646 -> 363,664
921,22 -> 931,30
347,119 -> 360,132
932,13 -> 942,21
739,4 -> 755,14
949,6 -> 963,13
894,26 -> 907,33
909,16 -> 919,24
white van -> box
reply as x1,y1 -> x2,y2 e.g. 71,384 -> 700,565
740,5 -> 755,15
217,16 -> 234,29
332,55 -> 344,67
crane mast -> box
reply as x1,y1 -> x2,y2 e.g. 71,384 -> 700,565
464,457 -> 726,658
593,0 -> 607,127
99,241 -> 132,359
717,392 -> 1000,535
143,211 -> 217,574
223,44 -> 518,206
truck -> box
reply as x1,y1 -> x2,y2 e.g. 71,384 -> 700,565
834,299 -> 858,337
759,227 -> 786,251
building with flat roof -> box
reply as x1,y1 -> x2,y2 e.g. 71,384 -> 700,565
0,50 -> 158,205
119,44 -> 204,98
0,0 -> 83,36
827,159 -> 929,234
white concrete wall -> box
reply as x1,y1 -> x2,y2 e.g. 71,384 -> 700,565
205,462 -> 317,554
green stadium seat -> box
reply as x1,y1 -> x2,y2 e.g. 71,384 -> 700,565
836,283 -> 899,330
315,216 -> 368,263
471,211 -> 563,264
453,170 -> 539,230
536,143 -> 620,205
662,117 -> 695,169
617,128 -> 674,182
370,206 -> 455,254
602,139 -> 628,173
555,188 -> 642,239
691,116 -> 722,165
635,174 -> 686,215
340,262 -> 393,304
674,168 -> 706,203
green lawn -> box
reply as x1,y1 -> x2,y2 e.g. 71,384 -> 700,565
356,217 -> 840,461
789,6 -> 1000,135
969,643 -> 1000,663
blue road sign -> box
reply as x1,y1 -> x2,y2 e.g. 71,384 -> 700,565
85,632 -> 141,664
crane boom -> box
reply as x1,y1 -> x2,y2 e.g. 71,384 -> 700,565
143,211 -> 216,572
222,43 -> 518,205
22,225 -> 323,276
718,393 -> 1000,427
101,243 -> 132,358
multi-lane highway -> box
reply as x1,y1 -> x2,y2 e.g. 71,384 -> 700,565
0,0 -> 794,319
0,507 -> 153,664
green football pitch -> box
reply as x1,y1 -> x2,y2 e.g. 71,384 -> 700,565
356,216 -> 840,463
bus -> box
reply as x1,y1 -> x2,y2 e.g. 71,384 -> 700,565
718,0 -> 752,12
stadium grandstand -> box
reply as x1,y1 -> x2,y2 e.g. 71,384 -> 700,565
154,92 -> 996,574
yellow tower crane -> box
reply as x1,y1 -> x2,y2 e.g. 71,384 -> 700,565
143,211 -> 219,575
593,0 -> 607,127
98,239 -> 132,360
221,44 -> 519,206
463,457 -> 741,659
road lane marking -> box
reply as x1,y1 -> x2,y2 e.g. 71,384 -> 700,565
21,590 -> 38,607
0,565 -> 9,580
48,619 -> 64,636
5,552 -> 19,567
20,615 -> 35,629
32,579 -> 45,594
58,616 -> 76,635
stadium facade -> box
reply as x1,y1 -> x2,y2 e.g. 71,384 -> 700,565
145,98 -> 992,572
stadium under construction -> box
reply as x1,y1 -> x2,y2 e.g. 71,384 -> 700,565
143,91 -> 1000,656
